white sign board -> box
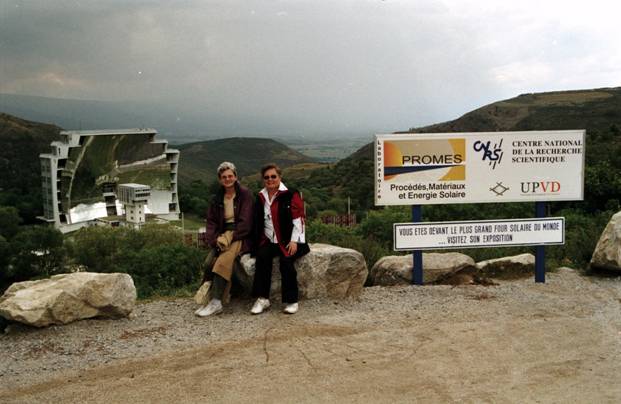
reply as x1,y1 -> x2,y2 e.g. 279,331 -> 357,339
375,130 -> 585,205
394,217 -> 565,251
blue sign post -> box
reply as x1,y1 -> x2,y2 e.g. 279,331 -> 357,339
412,205 -> 423,285
535,202 -> 546,283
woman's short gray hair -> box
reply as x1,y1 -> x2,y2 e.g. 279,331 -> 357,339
217,161 -> 237,177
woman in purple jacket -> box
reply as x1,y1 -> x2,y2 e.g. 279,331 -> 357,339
195,162 -> 254,317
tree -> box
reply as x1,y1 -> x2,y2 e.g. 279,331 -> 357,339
0,235 -> 9,275
69,224 -> 203,297
0,206 -> 21,239
116,244 -> 205,298
8,226 -> 66,281
357,207 -> 409,248
179,179 -> 219,216
71,226 -> 125,273
122,223 -> 183,251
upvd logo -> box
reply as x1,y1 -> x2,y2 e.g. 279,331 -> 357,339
521,181 -> 561,194
473,139 -> 504,169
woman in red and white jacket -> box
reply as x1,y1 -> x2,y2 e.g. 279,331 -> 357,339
251,163 -> 310,315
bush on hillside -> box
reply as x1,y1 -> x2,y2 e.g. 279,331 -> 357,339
116,244 -> 205,299
0,235 -> 9,276
357,207 -> 409,248
70,224 -> 184,273
4,226 -> 67,285
546,209 -> 614,268
307,219 -> 391,270
69,224 -> 205,298
0,205 -> 21,240
178,179 -> 219,216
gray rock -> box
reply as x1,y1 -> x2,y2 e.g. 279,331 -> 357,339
476,253 -> 535,279
369,252 -> 475,285
237,243 -> 367,299
591,211 -> 621,271
0,272 -> 136,327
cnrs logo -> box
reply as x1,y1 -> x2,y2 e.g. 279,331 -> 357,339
473,139 -> 503,169
520,181 -> 561,194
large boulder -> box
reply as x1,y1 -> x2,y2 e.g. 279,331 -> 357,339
0,272 -> 136,327
237,243 -> 367,299
591,211 -> 621,271
476,253 -> 535,279
369,252 -> 475,285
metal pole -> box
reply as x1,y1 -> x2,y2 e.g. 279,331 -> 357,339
412,205 -> 423,285
535,202 -> 546,283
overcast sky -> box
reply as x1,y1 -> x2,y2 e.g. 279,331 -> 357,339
1,0 -> 620,137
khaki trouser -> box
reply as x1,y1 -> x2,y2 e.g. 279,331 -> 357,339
212,232 -> 242,282
205,230 -> 241,304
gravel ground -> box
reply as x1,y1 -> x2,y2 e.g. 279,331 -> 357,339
2,268 -> 621,403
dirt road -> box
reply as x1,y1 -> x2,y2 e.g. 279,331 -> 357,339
2,268 -> 621,403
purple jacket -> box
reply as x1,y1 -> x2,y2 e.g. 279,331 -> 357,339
205,181 -> 254,255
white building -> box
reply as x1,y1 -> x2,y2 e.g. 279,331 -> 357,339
118,183 -> 151,227
39,128 -> 180,232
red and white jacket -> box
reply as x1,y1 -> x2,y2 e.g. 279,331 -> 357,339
257,182 -> 306,256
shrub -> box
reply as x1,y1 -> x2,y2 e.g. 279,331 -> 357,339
116,244 -> 206,299
7,225 -> 67,282
69,224 -> 205,298
307,219 -> 391,270
70,226 -> 128,273
546,209 -> 613,268
357,207 -> 409,248
0,235 -> 8,269
307,219 -> 356,244
0,235 -> 10,291
71,224 -> 184,273
0,205 -> 21,240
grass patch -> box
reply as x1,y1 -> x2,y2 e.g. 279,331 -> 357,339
170,213 -> 205,231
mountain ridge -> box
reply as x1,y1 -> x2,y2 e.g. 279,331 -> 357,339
406,87 -> 621,133
2,86 -> 621,223
176,136 -> 315,184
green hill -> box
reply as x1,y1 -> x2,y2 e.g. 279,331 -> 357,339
0,113 -> 61,223
302,87 -> 621,217
405,87 -> 621,133
176,137 -> 315,184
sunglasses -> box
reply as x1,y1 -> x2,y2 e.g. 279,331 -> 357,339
263,174 -> 278,180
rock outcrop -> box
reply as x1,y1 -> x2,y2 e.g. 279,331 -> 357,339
236,243 -> 367,299
476,253 -> 535,279
0,272 -> 136,327
591,211 -> 621,271
369,252 -> 475,285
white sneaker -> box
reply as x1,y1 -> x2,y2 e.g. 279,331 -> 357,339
283,302 -> 298,314
251,298 -> 270,314
196,299 -> 223,317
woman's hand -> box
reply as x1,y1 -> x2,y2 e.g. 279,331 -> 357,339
217,234 -> 230,251
287,241 -> 298,256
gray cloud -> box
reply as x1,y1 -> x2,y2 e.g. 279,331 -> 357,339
1,0 -> 619,137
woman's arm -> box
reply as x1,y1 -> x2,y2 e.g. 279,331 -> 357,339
205,202 -> 219,248
289,191 -> 305,244
232,188 -> 254,242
